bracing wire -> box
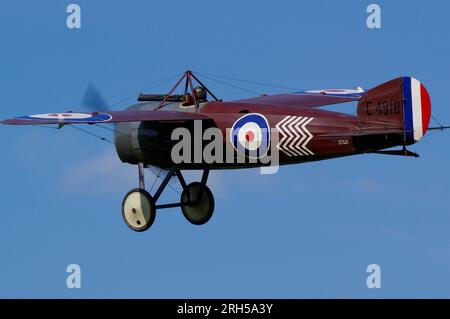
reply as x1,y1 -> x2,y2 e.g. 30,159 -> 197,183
66,123 -> 181,195
147,166 -> 180,195
196,73 -> 261,96
150,168 -> 161,193
417,113 -> 450,139
33,125 -> 60,130
194,70 -> 303,91
106,72 -> 182,103
431,114 -> 444,128
68,124 -> 113,143
108,73 -> 183,108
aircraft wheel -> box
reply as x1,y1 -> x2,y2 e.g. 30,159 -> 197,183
122,188 -> 156,232
181,182 -> 215,225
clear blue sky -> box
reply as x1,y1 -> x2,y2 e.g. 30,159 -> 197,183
1,0 -> 450,298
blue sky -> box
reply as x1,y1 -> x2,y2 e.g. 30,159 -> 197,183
0,0 -> 450,298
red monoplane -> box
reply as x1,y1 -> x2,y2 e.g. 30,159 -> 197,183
2,71 -> 445,231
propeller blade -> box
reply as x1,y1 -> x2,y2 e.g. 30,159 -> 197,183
82,83 -> 110,112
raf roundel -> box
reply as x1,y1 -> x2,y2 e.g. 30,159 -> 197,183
20,112 -> 112,123
230,113 -> 270,158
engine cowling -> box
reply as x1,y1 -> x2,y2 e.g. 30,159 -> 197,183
114,102 -> 163,165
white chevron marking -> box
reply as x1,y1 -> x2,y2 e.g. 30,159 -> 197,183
287,117 -> 304,156
275,116 -> 295,157
287,117 -> 305,156
284,116 -> 301,157
301,118 -> 314,155
275,116 -> 315,157
293,117 -> 309,155
278,116 -> 298,157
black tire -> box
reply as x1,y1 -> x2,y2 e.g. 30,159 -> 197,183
121,188 -> 156,232
180,182 -> 215,225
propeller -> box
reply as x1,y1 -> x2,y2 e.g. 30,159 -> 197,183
81,82 -> 110,112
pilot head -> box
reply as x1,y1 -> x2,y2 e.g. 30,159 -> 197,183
193,86 -> 207,102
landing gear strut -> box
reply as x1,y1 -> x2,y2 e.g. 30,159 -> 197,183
121,164 -> 215,232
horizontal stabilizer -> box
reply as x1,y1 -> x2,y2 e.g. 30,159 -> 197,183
371,149 -> 419,158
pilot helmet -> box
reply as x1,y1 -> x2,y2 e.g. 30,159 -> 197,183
193,86 -> 207,102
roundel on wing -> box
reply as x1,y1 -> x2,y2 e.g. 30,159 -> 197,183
230,113 -> 270,158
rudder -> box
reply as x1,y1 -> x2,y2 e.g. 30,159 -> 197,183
357,76 -> 431,144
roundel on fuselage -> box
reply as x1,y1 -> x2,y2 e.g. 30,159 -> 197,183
230,113 -> 270,158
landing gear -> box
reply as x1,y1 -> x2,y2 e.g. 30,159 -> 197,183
121,164 -> 215,232
122,188 -> 155,232
181,182 -> 215,225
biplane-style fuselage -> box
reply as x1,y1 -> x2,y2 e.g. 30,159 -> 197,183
113,76 -> 430,170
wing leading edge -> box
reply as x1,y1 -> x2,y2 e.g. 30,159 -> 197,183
2,110 -> 211,125
234,89 -> 364,108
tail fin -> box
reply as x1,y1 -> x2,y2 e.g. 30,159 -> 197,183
357,76 -> 431,144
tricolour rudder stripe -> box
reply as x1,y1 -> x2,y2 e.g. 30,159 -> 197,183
420,82 -> 431,134
411,78 -> 423,141
402,77 -> 414,144
401,76 -> 431,144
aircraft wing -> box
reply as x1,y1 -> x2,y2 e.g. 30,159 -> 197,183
234,89 -> 363,108
1,110 -> 211,125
